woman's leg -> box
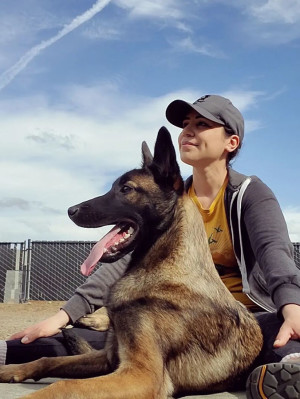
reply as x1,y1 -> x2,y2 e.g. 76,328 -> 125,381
255,311 -> 300,364
246,312 -> 300,399
1,328 -> 107,365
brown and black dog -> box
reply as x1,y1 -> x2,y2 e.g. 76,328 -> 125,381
0,127 -> 262,399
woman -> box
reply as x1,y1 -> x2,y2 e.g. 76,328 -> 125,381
166,95 -> 300,398
1,94 -> 300,398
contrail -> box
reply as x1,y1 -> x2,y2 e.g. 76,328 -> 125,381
0,0 -> 112,91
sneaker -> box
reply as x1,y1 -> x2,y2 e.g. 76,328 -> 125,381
246,363 -> 300,399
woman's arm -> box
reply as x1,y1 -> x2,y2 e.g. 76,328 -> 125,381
8,308 -> 70,343
62,253 -> 130,323
242,177 -> 300,346
8,253 -> 131,344
243,177 -> 300,309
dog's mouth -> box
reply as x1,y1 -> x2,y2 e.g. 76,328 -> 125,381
80,222 -> 138,276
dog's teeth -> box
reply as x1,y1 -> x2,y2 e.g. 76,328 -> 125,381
111,246 -> 117,252
128,227 -> 134,235
123,233 -> 130,239
114,242 -> 119,246
103,248 -> 107,253
119,238 -> 125,243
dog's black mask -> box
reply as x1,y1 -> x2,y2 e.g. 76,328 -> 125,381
68,127 -> 184,276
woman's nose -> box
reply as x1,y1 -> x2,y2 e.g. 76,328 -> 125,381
181,125 -> 194,136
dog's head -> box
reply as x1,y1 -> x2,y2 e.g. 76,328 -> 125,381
68,127 -> 184,276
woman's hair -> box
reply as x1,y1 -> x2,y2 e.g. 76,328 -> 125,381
224,127 -> 242,167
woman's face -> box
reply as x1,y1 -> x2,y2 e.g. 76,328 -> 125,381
178,109 -> 236,167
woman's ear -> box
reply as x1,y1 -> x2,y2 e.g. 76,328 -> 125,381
225,134 -> 240,153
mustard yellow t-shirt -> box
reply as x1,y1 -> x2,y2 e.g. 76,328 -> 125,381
189,178 -> 259,311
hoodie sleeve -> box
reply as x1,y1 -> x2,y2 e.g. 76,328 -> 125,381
61,253 -> 131,323
242,177 -> 300,311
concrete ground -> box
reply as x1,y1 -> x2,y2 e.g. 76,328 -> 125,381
0,378 -> 247,399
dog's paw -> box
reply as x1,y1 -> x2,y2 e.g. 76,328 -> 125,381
0,364 -> 29,383
76,307 -> 110,331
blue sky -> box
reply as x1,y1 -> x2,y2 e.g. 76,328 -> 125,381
0,0 -> 299,243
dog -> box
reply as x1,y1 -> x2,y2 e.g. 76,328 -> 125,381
0,127 -> 262,399
75,306 -> 110,332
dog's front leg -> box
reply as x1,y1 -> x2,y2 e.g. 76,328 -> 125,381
15,379 -> 86,399
75,307 -> 110,331
17,367 -> 174,399
0,350 -> 112,383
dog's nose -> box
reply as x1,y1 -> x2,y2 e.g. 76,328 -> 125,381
68,206 -> 79,217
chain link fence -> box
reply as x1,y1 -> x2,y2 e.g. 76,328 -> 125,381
27,241 -> 96,301
294,242 -> 300,268
0,240 -> 300,303
0,240 -> 96,302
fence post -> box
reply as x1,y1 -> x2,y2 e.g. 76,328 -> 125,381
20,239 -> 32,302
3,243 -> 23,303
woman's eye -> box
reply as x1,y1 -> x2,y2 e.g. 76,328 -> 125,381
197,121 -> 209,127
182,120 -> 210,129
120,185 -> 132,193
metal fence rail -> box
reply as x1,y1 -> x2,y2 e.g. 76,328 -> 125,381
0,240 -> 300,303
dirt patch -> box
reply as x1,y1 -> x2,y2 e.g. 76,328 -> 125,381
0,301 -> 65,340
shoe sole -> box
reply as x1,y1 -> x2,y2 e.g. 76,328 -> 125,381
246,363 -> 300,399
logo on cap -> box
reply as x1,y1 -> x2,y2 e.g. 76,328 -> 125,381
194,95 -> 210,104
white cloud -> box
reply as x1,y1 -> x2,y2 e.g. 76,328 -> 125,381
221,90 -> 265,112
113,0 -> 193,33
0,85 -> 165,241
84,2 -> 192,40
245,120 -> 263,133
58,81 -> 128,118
0,86 -> 298,242
83,22 -> 121,40
0,7 -> 58,46
210,0 -> 300,25
239,0 -> 300,44
204,0 -> 300,44
114,0 -> 183,20
220,90 -> 265,135
112,0 -> 300,45
283,208 -> 300,243
249,0 -> 300,24
169,36 -> 225,58
0,154 -> 106,242
26,131 -> 75,150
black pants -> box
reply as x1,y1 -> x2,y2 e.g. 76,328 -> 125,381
255,311 -> 300,364
5,328 -> 107,365
4,312 -> 300,365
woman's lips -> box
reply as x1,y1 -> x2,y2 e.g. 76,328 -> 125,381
181,141 -> 197,147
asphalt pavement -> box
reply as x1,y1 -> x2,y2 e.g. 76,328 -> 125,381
0,378 -> 247,399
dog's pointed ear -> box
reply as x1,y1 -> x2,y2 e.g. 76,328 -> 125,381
150,126 -> 184,194
141,141 -> 153,167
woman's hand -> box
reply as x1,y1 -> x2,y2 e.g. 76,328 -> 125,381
7,309 -> 70,344
274,304 -> 300,347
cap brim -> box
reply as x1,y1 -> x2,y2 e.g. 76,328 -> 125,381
166,99 -> 225,128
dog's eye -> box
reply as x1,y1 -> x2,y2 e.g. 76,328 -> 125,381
120,185 -> 133,194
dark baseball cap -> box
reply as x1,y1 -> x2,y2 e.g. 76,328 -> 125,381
166,94 -> 244,141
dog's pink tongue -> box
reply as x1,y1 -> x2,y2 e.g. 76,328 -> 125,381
81,225 -> 121,276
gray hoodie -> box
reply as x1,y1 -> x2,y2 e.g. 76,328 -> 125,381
62,169 -> 300,322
